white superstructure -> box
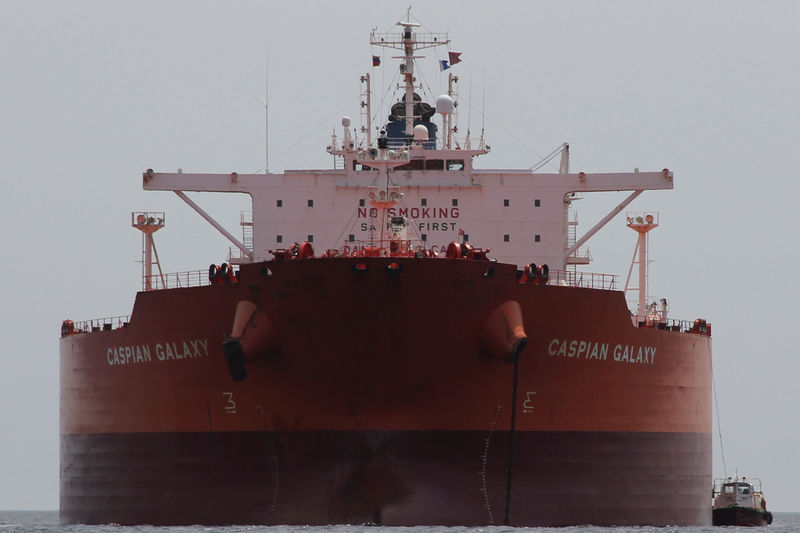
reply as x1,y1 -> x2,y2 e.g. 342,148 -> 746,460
142,18 -> 674,271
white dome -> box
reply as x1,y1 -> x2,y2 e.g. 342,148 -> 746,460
413,124 -> 429,141
341,116 -> 351,127
436,94 -> 454,114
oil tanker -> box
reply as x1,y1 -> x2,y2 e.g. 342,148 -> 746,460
60,15 -> 712,527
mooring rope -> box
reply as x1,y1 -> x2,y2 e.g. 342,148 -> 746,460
504,352 -> 520,526
712,366 -> 727,478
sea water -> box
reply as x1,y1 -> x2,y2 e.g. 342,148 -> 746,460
2,512 -> 800,533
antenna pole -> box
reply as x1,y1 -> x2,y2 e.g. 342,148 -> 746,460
361,73 -> 372,147
402,24 -> 415,137
265,47 -> 270,174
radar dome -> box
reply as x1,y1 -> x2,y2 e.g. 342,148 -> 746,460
341,116 -> 351,127
413,124 -> 429,141
436,95 -> 454,114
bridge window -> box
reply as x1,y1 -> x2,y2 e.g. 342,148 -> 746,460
504,234 -> 510,242
534,199 -> 541,207
277,200 -> 283,207
396,159 -> 444,171
447,160 -> 464,170
277,235 -> 283,243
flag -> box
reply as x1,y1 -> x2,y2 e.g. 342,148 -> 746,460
372,55 -> 380,67
448,51 -> 462,65
439,59 -> 450,71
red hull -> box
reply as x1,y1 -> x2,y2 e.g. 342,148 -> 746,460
61,430 -> 710,526
60,258 -> 712,525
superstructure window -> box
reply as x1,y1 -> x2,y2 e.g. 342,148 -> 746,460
348,234 -> 355,242
504,234 -> 510,242
535,234 -> 541,242
277,200 -> 283,207
504,199 -> 509,207
421,198 -> 427,206
359,199 -> 365,207
421,234 -> 427,242
307,199 -> 314,207
396,159 -> 444,171
534,199 -> 541,207
307,235 -> 314,243
452,199 -> 458,207
277,235 -> 283,243
462,233 -> 469,242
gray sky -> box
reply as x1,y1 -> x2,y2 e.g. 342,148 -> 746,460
2,0 -> 798,512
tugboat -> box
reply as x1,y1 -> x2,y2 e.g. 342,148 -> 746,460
713,477 -> 773,526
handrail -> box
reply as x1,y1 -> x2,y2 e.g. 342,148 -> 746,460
70,264 -> 707,338
547,270 -> 617,291
713,477 -> 764,494
633,316 -> 712,336
142,269 -> 210,291
71,315 -> 131,334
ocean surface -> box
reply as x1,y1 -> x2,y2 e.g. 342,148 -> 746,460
1,512 -> 799,533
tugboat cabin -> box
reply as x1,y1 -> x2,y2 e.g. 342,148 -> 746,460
712,477 -> 772,526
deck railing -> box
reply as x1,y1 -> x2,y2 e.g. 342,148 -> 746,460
140,267 -> 620,291
70,264 -> 708,337
71,315 -> 131,334
635,316 -> 711,336
142,270 -> 210,291
547,270 -> 617,291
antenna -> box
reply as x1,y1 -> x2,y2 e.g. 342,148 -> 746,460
479,69 -> 486,149
467,72 -> 473,133
481,69 -> 486,132
265,45 -> 270,174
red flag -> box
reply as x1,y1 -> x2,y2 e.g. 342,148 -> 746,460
448,51 -> 462,65
372,55 -> 381,67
